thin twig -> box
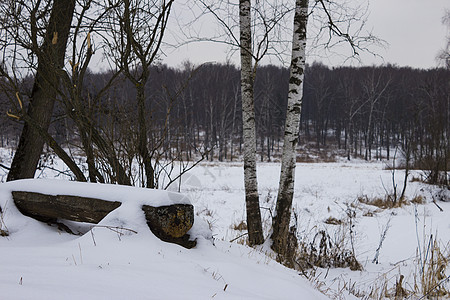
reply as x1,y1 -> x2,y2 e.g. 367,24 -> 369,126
92,225 -> 138,235
0,163 -> 10,170
230,232 -> 248,243
90,228 -> 96,246
372,216 -> 392,264
260,206 -> 273,218
432,200 -> 444,212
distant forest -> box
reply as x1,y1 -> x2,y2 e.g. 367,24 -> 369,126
1,62 -> 448,173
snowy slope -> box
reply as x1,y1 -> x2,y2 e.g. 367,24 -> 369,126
0,179 -> 328,300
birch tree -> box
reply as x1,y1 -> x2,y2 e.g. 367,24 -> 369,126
187,0 -> 291,245
271,0 -> 309,255
271,0 -> 384,257
239,0 -> 264,245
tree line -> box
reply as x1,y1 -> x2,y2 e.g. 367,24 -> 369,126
1,62 -> 449,180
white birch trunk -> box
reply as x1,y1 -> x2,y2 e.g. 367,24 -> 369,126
271,0 -> 309,255
239,0 -> 264,245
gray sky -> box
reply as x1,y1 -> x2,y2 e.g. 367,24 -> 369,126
356,0 -> 449,68
162,0 -> 449,69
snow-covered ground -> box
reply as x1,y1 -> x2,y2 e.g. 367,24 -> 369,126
0,152 -> 449,299
179,160 -> 449,297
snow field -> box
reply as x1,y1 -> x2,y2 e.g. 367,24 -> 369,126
0,156 -> 448,299
179,160 -> 449,298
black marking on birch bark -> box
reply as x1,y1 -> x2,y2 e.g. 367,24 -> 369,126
289,77 -> 303,85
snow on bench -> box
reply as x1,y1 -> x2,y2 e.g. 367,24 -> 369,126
3,179 -> 196,248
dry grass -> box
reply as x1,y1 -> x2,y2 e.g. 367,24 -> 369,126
296,156 -> 315,163
275,207 -> 363,276
363,273 -> 410,300
410,195 -> 425,205
362,210 -> 379,217
394,274 -> 408,299
359,225 -> 450,299
235,235 -> 249,246
358,194 -> 409,209
414,235 -> 449,298
232,220 -> 247,231
410,175 -> 424,183
323,217 -> 343,225
0,205 -> 9,237
358,193 -> 428,210
196,205 -> 217,232
295,146 -> 339,163
197,206 -> 214,217
293,229 -> 362,272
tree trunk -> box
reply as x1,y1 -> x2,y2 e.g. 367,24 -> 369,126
271,0 -> 309,256
19,112 -> 87,182
386,124 -> 390,160
65,100 -> 130,185
137,83 -> 155,188
7,0 -> 75,181
348,121 -> 353,160
240,0 -> 264,246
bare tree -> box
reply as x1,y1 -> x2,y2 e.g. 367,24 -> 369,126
105,0 -> 174,188
307,63 -> 333,148
360,69 -> 391,161
437,10 -> 450,69
337,70 -> 364,160
2,0 -> 75,181
1,0 -> 201,188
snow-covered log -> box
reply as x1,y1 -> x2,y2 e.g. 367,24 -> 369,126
142,204 -> 196,248
12,191 -> 121,223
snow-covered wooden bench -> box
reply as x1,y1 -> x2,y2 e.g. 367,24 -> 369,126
6,179 -> 196,248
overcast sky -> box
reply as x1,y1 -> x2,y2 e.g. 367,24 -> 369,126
358,0 -> 448,68
162,0 -> 449,69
